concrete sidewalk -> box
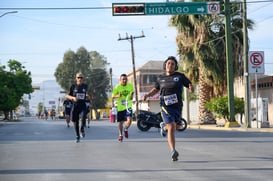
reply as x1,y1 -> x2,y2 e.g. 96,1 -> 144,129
188,123 -> 273,133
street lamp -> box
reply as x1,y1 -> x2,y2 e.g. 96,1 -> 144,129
0,11 -> 18,18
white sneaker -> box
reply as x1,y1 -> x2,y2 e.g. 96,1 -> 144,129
160,122 -> 167,137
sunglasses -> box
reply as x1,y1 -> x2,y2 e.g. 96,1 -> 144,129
77,77 -> 83,79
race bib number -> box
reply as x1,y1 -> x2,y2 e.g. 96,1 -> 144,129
76,93 -> 85,100
163,94 -> 178,106
121,100 -> 127,106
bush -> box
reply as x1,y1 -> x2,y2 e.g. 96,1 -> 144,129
205,96 -> 244,121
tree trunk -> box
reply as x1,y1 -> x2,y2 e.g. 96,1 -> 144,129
3,111 -> 9,120
10,110 -> 14,120
198,67 -> 216,124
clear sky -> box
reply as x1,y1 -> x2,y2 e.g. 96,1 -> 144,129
1,0 -> 273,84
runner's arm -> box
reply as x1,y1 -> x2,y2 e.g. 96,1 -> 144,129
143,88 -> 159,101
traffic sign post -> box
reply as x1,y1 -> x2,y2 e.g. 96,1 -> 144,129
112,2 -> 220,16
248,51 -> 265,128
248,51 -> 265,74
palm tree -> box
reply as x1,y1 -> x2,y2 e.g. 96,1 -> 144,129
169,0 -> 254,124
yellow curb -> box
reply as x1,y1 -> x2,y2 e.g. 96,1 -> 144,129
224,121 -> 240,128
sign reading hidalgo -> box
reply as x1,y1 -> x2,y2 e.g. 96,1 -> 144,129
145,1 -> 220,15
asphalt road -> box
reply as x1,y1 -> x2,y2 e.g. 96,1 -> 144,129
0,117 -> 273,181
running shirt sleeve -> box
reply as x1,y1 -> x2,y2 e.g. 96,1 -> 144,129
181,73 -> 192,88
68,84 -> 75,97
154,76 -> 160,90
112,85 -> 119,98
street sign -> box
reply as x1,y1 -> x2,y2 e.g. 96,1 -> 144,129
145,2 -> 220,15
248,51 -> 265,74
32,86 -> 40,90
112,2 -> 220,16
49,101 -> 55,105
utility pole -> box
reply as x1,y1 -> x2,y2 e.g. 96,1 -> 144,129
242,0 -> 250,128
109,68 -> 113,106
118,31 -> 145,117
224,0 -> 236,126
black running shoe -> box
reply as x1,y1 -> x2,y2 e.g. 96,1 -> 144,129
81,128 -> 85,138
171,150 -> 179,161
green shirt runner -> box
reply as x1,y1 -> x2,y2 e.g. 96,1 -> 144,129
112,82 -> 134,112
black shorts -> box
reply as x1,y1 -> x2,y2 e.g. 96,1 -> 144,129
65,109 -> 71,116
117,108 -> 133,122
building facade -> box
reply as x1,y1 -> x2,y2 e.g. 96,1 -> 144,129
234,75 -> 272,126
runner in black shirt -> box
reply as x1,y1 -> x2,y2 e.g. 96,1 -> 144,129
83,99 -> 91,128
63,99 -> 73,127
66,73 -> 90,143
143,56 -> 194,161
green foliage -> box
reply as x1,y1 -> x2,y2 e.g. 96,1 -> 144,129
54,46 -> 110,110
205,96 -> 244,121
38,102 -> 43,114
88,68 -> 110,109
0,60 -> 33,119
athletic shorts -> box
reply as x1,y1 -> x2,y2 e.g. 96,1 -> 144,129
161,106 -> 181,124
65,109 -> 71,116
117,108 -> 133,122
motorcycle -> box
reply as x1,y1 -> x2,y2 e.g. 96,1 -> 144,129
136,110 -> 187,132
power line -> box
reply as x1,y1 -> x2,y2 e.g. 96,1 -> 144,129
0,7 -> 111,11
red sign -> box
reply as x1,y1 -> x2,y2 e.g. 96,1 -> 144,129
208,2 -> 219,14
250,52 -> 263,66
248,51 -> 264,74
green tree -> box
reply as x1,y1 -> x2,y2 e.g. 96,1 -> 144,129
54,47 -> 110,114
0,60 -> 33,120
37,102 -> 43,118
88,68 -> 110,111
169,0 -> 254,124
